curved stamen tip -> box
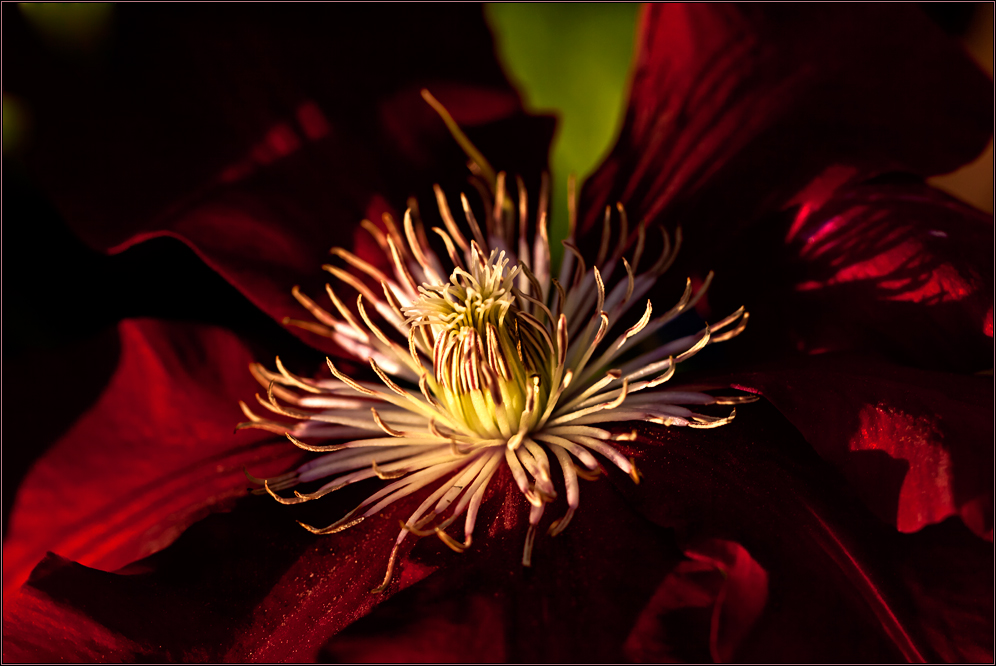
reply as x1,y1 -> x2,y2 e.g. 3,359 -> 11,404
370,544 -> 401,594
573,464 -> 602,482
297,520 -> 322,533
436,527 -> 469,553
627,458 -> 642,485
371,407 -> 406,437
243,466 -> 265,485
264,479 -> 307,505
548,508 -> 575,537
714,394 -> 760,405
398,518 -> 435,538
373,460 -> 408,480
522,524 -> 538,567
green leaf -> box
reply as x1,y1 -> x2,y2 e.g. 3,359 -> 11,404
486,3 -> 639,257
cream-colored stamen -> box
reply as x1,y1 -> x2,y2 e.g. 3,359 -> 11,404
241,91 -> 750,592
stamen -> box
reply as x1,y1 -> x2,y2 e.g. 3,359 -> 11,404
614,203 -> 630,260
371,407 -> 406,437
372,460 -> 409,480
493,171 -> 507,240
431,227 -> 465,271
286,433 -> 346,453
421,89 -> 495,185
386,236 -> 420,296
573,465 -> 601,482
596,205 -> 612,267
436,527 -> 469,553
239,97 -> 751,584
434,185 -> 471,253
326,358 -> 377,396
460,193 -> 489,251
370,543 -> 401,593
275,356 -> 324,394
325,283 -> 370,343
381,212 -> 408,260
291,285 -> 342,330
330,247 -> 394,289
360,218 -> 390,254
299,515 -> 365,536
522,500 -> 545,566
404,208 -> 442,284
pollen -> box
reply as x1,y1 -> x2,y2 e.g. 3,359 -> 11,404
239,90 -> 753,592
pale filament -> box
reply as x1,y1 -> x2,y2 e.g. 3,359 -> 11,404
241,89 -> 753,591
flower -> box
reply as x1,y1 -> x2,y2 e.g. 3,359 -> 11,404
238,94 -> 751,587
3,4 -> 992,663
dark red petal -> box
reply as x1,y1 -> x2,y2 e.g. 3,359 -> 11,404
580,4 -> 990,254
3,403 -> 990,661
322,472 -> 684,663
705,180 -> 993,372
613,401 -> 992,662
2,582 -> 143,662
2,319 -> 301,600
899,518 -> 994,663
318,403 -> 991,663
1,495 -> 433,662
624,539 -> 768,663
7,5 -> 554,352
2,463 -> 679,662
726,353 -> 993,539
318,588 -> 509,663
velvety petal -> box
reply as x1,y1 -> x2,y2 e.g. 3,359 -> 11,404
3,462 -> 679,662
610,400 -> 992,662
319,587 -> 509,663
580,4 -> 990,245
725,353 -> 993,539
314,405 -> 986,663
2,582 -> 144,662
701,180 -> 994,372
6,5 -> 555,353
2,494 -> 432,662
899,518 -> 994,663
322,470 -> 682,663
623,539 -> 768,663
2,319 -> 302,600
5,402 -> 990,662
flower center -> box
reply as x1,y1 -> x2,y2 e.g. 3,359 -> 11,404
403,246 -> 554,442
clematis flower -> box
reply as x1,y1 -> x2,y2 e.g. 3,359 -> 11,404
237,91 -> 750,587
2,4 -> 992,663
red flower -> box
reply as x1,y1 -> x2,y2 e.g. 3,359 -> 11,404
3,5 -> 992,662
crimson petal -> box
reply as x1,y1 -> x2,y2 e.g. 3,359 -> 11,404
3,461 -> 679,662
4,402 -> 990,662
703,180 -> 993,372
320,475 -> 683,663
579,4 -> 990,262
2,319 -> 302,601
2,495 -> 432,662
624,538 -> 768,663
611,401 -> 992,662
899,518 -> 994,663
726,353 -> 993,539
